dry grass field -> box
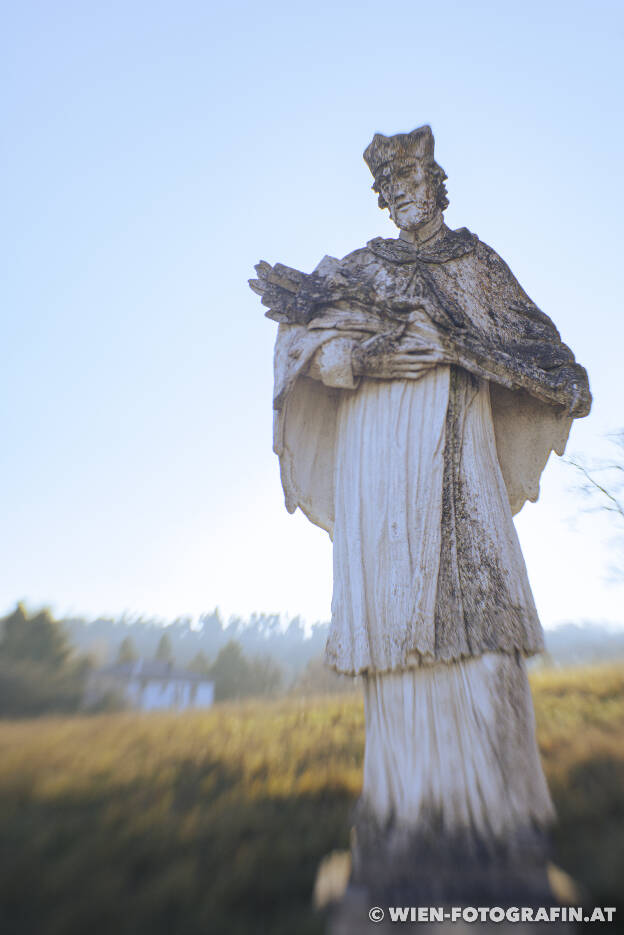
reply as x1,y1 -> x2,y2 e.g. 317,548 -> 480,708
0,663 -> 622,934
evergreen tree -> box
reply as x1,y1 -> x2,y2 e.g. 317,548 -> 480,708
117,636 -> 138,664
1,603 -> 71,669
189,650 -> 211,675
0,604 -> 89,716
210,641 -> 249,701
154,632 -> 174,664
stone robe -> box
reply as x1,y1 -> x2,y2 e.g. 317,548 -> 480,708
270,227 -> 587,836
327,366 -> 544,674
272,229 -> 579,674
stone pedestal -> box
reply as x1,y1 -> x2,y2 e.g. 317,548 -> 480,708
318,811 -> 574,935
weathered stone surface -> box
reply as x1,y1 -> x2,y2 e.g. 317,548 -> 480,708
249,124 -> 591,912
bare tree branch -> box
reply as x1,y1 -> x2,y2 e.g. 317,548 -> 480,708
565,429 -> 624,582
564,458 -> 624,521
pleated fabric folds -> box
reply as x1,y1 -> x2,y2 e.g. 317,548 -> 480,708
361,652 -> 554,835
325,366 -> 543,674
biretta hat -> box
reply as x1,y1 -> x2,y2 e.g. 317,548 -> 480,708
363,125 -> 435,180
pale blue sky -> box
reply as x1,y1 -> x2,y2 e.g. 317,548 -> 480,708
2,0 -> 623,627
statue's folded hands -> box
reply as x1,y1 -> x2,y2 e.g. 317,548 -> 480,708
305,332 -> 450,386
351,337 -> 449,380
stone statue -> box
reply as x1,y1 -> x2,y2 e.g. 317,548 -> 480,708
249,126 -> 591,920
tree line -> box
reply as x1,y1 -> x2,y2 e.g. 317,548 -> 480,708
62,608 -> 330,680
2,599 -> 624,718
0,604 -> 349,716
115,632 -> 284,702
0,604 -> 88,716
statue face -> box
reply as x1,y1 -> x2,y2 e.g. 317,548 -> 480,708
377,161 -> 438,231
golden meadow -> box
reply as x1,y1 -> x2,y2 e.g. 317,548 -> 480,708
0,664 -> 622,935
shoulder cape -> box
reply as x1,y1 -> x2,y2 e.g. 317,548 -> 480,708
272,228 -> 590,534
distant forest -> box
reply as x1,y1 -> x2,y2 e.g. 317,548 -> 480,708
1,603 -> 624,716
60,610 -> 624,676
61,610 -> 330,683
0,606 -> 345,715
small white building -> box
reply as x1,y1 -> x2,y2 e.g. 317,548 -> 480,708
87,659 -> 214,711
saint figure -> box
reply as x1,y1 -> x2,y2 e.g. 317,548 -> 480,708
250,126 -> 590,903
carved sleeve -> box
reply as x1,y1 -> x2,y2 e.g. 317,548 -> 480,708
307,337 -> 360,390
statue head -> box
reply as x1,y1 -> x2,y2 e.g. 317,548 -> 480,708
363,125 -> 448,231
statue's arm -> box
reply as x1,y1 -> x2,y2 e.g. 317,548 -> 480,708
306,323 -> 453,387
307,337 -> 361,389
250,256 -> 457,386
